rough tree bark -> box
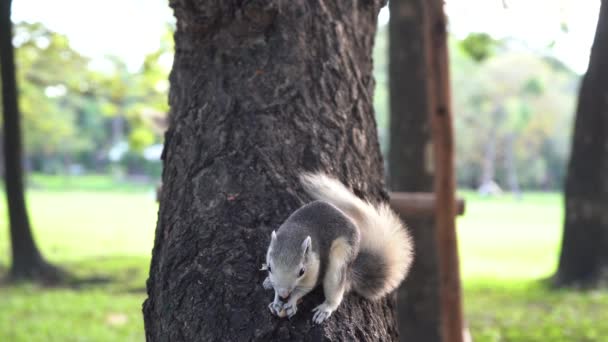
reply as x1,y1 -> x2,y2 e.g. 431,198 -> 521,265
143,1 -> 401,340
0,0 -> 60,282
388,0 -> 441,341
556,0 -> 608,286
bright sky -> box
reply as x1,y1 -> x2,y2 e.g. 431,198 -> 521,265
13,0 -> 601,74
12,0 -> 173,72
381,0 -> 601,74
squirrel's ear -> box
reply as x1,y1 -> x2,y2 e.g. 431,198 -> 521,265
271,230 -> 277,243
301,236 -> 311,254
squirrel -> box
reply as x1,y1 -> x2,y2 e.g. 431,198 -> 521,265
261,172 -> 414,324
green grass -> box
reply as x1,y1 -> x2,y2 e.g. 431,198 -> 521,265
1,258 -> 149,342
0,184 -> 157,342
458,192 -> 608,341
1,184 -> 607,341
0,191 -> 158,261
458,192 -> 563,281
26,173 -> 157,192
464,280 -> 607,341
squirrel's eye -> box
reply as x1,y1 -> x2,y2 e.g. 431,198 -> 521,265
298,268 -> 305,277
267,265 -> 272,273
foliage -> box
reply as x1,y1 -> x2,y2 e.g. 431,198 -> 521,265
373,28 -> 579,191
6,21 -> 579,190
450,48 -> 577,190
459,32 -> 500,62
9,23 -> 90,163
3,22 -> 172,176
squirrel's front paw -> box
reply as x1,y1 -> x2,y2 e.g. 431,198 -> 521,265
262,276 -> 273,290
283,302 -> 297,318
268,301 -> 286,317
312,303 -> 334,324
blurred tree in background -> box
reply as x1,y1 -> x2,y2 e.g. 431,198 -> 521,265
373,28 -> 578,193
387,0 -> 441,340
556,0 -> 608,287
1,1 -> 60,282
1,22 -> 172,180
453,50 -> 576,193
1,18 -> 581,194
12,23 -> 91,172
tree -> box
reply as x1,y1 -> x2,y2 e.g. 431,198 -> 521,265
452,48 -> 577,192
0,0 -> 61,281
555,0 -> 608,286
388,0 -> 441,340
12,22 -> 91,171
4,22 -> 172,175
143,1 -> 400,340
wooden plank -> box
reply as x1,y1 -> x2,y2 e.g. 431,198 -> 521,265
389,192 -> 465,218
424,1 -> 465,341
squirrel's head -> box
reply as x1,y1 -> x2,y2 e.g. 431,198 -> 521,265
265,230 -> 318,300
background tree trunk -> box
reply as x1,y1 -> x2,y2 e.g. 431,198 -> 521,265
556,0 -> 608,286
504,133 -> 521,199
0,0 -> 59,282
479,106 -> 503,190
143,1 -> 401,340
0,132 -> 4,178
388,0 -> 442,341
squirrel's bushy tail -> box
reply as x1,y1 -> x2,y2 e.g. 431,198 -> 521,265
300,172 -> 414,300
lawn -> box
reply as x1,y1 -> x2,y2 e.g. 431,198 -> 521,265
458,192 -> 608,341
0,176 -> 157,342
1,178 -> 607,341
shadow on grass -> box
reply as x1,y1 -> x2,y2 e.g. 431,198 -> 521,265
0,255 -> 149,294
66,274 -> 115,288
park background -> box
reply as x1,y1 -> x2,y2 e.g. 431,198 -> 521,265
1,0 -> 607,341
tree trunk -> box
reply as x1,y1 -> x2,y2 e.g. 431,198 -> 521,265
0,132 -> 4,178
479,106 -> 503,189
143,1 -> 400,341
111,115 -> 125,144
480,130 -> 496,186
388,0 -> 441,341
556,0 -> 608,286
504,134 -> 521,199
0,0 -> 60,282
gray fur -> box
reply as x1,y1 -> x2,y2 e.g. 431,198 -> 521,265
265,201 -> 360,321
349,250 -> 387,298
264,173 -> 413,323
269,200 -> 360,281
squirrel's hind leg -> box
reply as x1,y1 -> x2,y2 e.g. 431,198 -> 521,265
312,237 -> 353,324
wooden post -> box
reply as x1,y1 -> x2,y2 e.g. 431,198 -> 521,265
424,1 -> 465,341
389,192 -> 465,218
